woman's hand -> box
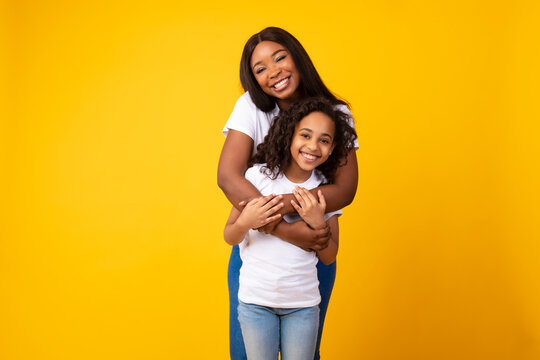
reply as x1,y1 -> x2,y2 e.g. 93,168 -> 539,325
272,221 -> 331,251
291,187 -> 326,230
235,194 -> 284,230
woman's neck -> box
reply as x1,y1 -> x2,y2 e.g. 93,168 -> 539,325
277,88 -> 306,110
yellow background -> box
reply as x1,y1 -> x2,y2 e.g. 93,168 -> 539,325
2,0 -> 540,359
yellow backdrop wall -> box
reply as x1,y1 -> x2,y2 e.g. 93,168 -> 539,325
2,0 -> 539,359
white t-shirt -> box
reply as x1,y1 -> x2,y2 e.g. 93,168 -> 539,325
222,92 -> 358,153
238,164 -> 342,308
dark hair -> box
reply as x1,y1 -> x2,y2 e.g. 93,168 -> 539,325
249,97 -> 357,184
240,27 -> 347,112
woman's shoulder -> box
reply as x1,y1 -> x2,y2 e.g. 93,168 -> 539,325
334,103 -> 352,117
234,92 -> 258,111
234,92 -> 279,116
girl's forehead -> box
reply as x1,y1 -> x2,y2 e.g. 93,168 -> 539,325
297,112 -> 335,134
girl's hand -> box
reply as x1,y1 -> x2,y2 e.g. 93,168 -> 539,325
236,194 -> 284,230
291,188 -> 326,230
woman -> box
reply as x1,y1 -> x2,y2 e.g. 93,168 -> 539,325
218,27 -> 358,360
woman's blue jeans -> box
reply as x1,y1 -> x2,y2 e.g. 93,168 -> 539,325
238,300 -> 319,360
228,245 -> 336,360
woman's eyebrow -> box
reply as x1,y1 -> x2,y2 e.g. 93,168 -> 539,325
252,49 -> 287,68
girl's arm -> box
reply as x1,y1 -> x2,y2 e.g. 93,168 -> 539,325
289,187 -> 339,264
224,207 -> 247,246
316,215 -> 339,265
224,195 -> 284,245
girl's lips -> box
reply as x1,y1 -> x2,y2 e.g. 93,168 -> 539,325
300,151 -> 319,162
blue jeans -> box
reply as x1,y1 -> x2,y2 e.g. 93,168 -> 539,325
238,300 -> 319,360
228,245 -> 336,360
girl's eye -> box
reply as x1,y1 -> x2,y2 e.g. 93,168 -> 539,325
255,67 -> 265,75
301,134 -> 310,139
321,139 -> 329,144
276,54 -> 287,62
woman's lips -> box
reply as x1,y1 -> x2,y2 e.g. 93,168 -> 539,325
272,77 -> 290,91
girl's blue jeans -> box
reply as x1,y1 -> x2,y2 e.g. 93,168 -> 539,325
238,300 -> 319,360
228,245 -> 336,360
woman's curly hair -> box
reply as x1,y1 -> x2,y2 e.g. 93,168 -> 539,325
249,97 -> 357,184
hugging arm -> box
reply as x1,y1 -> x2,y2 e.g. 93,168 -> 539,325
218,129 -> 261,210
218,129 -> 331,250
267,149 -> 358,218
315,149 -> 358,211
316,215 -> 339,265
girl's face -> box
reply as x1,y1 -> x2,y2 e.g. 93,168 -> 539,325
250,41 -> 302,109
287,111 -> 336,181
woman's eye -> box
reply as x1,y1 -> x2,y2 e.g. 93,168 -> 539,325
255,67 -> 265,74
276,54 -> 287,62
301,134 -> 309,139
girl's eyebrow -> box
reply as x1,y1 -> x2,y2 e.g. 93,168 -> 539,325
299,128 -> 334,140
252,49 -> 287,69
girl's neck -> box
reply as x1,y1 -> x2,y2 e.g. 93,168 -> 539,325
283,162 -> 313,184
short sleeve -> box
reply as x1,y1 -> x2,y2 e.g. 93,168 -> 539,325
244,165 -> 263,189
324,209 -> 342,220
336,104 -> 359,150
222,93 -> 258,140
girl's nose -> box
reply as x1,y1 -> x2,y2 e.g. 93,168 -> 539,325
306,140 -> 318,150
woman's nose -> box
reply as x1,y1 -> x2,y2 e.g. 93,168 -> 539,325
269,65 -> 281,78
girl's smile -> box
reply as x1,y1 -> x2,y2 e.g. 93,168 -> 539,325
250,41 -> 302,109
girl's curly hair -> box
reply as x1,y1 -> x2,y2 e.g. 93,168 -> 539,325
249,97 -> 357,184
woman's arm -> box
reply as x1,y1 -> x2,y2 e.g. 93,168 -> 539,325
316,215 -> 339,265
273,149 -> 358,216
272,221 -> 331,251
218,129 -> 262,210
217,129 -> 341,250
310,149 -> 358,212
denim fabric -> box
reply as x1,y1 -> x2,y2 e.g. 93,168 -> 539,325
228,245 -> 336,360
238,300 -> 319,360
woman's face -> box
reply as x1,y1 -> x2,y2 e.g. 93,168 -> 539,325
250,41 -> 302,109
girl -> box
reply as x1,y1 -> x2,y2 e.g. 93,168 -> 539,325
224,97 -> 357,360
218,27 -> 359,359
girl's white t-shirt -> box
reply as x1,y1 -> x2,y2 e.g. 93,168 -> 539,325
238,164 -> 341,308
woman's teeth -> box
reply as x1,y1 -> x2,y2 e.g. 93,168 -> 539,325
273,78 -> 288,88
